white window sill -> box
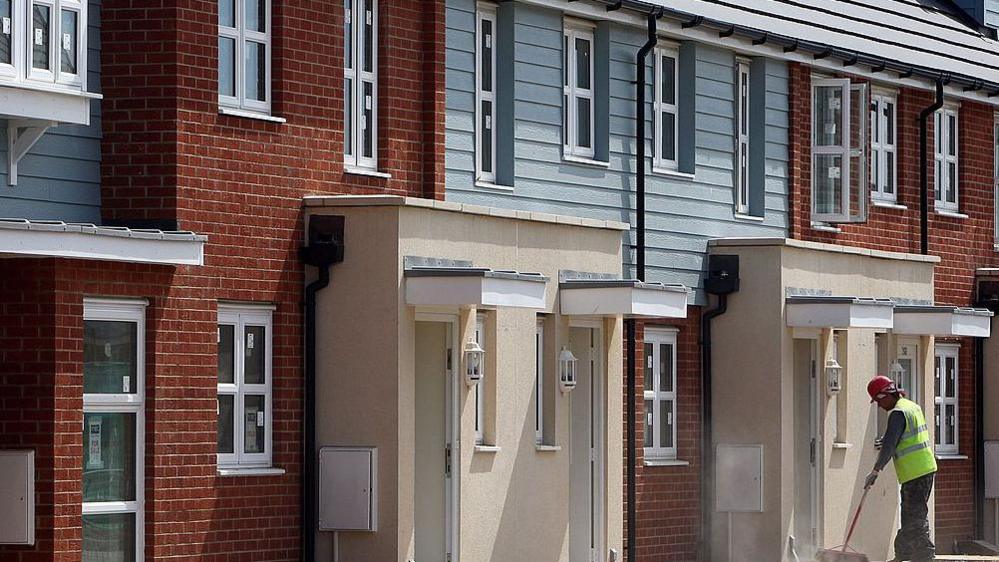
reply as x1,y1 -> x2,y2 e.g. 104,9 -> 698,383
651,168 -> 695,181
535,444 -> 562,452
734,213 -> 765,222
562,154 -> 610,168
344,166 -> 393,179
475,180 -> 514,192
217,466 -> 286,477
832,442 -> 853,450
474,445 -> 501,454
872,200 -> 907,210
934,209 -> 969,219
218,106 -> 287,123
936,453 -> 968,461
0,78 -> 102,99
644,458 -> 689,467
810,222 -> 842,233
994,243 -> 999,252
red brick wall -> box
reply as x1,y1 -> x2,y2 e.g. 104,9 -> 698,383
625,310 -> 703,562
788,62 -> 997,549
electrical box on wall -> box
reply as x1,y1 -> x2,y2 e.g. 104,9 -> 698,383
715,444 -> 763,513
0,450 -> 34,545
318,447 -> 377,532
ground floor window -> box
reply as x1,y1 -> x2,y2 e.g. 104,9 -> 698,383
934,344 -> 959,454
643,328 -> 677,461
82,298 -> 145,562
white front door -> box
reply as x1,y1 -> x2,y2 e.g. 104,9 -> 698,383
569,327 -> 603,562
792,338 -> 823,559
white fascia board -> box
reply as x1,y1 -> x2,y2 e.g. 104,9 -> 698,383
0,84 -> 98,126
786,301 -> 894,329
560,285 -> 689,318
0,228 -> 205,266
893,308 -> 993,337
406,276 -> 548,309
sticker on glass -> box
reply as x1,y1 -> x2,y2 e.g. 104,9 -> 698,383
485,34 -> 492,49
256,410 -> 264,427
246,332 -> 254,349
365,95 -> 372,111
63,32 -> 71,51
828,166 -> 841,179
824,123 -> 837,136
2,17 -> 10,35
87,418 -> 103,469
365,9 -> 372,25
104,342 -> 113,358
122,376 -> 130,393
34,28 -> 43,46
829,98 -> 841,110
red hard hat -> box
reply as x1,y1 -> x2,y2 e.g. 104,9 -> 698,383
867,375 -> 896,403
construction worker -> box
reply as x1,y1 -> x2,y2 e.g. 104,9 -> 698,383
865,375 -> 938,562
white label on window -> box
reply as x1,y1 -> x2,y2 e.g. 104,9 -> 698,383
484,115 -> 491,129
345,11 -> 351,24
104,342 -> 112,358
217,328 -> 221,343
245,412 -> 257,443
365,95 -> 372,110
366,10 -> 372,25
246,332 -> 254,349
2,17 -> 10,35
824,123 -> 837,136
87,418 -> 103,469
830,98 -> 841,110
34,28 -> 43,46
647,412 -> 653,425
828,166 -> 841,179
122,376 -> 130,393
256,410 -> 264,427
63,32 -> 71,51
485,35 -> 492,49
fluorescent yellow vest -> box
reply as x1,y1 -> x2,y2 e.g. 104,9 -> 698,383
891,397 -> 937,484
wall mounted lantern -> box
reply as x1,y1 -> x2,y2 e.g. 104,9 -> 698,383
464,339 -> 485,387
559,347 -> 578,393
825,357 -> 843,395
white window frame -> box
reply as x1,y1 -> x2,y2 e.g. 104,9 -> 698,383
935,105 -> 960,212
994,114 -> 999,248
0,0 -> 87,87
344,0 -> 378,171
652,43 -> 679,173
82,298 -> 145,562
811,78 -> 868,223
475,2 -> 497,183
734,58 -> 750,213
474,314 -> 485,445
563,18 -> 595,160
934,344 -> 959,455
217,0 -> 271,114
894,338 -> 920,405
643,328 -> 678,461
870,91 -> 898,203
535,318 -> 544,444
217,304 -> 274,469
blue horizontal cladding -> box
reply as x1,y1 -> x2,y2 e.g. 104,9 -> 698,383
444,0 -> 789,304
0,0 -> 102,223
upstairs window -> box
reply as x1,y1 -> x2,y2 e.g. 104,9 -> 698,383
344,0 -> 378,170
475,2 -> 496,183
643,329 -> 678,461
218,0 -> 271,115
811,78 -> 868,224
734,59 -> 750,213
653,44 -> 679,172
870,92 -> 897,203
935,106 -> 959,212
0,0 -> 86,88
563,19 -> 594,160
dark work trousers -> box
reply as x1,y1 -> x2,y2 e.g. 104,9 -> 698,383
894,472 -> 935,562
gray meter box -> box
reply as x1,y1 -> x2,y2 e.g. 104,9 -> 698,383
0,450 -> 35,545
319,447 -> 377,532
715,444 -> 764,513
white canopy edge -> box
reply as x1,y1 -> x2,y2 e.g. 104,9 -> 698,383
893,306 -> 993,337
785,296 -> 895,329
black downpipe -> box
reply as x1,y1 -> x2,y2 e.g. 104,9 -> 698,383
627,10 -> 660,562
700,293 -> 727,562
976,336 -> 986,539
919,79 -> 944,255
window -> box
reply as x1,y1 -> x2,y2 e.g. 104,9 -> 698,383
475,3 -> 496,183
218,0 -> 270,114
934,344 -> 959,454
811,78 -> 868,223
535,318 -> 544,444
474,314 -> 485,445
563,19 -> 594,159
0,0 -> 86,87
643,329 -> 677,461
653,44 -> 679,172
82,299 -> 145,562
734,59 -> 750,213
344,0 -> 377,170
935,106 -> 959,211
217,305 -> 273,469
893,339 -> 920,405
870,92 -> 897,202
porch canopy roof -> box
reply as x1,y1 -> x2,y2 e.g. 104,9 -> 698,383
785,296 -> 894,329
558,271 -> 689,318
893,305 -> 993,338
404,256 -> 548,309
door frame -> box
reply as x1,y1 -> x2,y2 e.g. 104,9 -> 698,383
808,338 -> 825,552
569,319 -> 605,562
415,312 -> 459,561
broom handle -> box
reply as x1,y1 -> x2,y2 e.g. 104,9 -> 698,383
841,487 -> 871,552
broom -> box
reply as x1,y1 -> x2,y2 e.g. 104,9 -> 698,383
816,486 -> 871,562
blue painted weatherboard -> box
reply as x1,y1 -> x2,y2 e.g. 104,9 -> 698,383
0,0 -> 102,223
444,0 -> 789,304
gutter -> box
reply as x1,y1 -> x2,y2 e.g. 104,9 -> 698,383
626,10 -> 661,561
918,80 -> 944,256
